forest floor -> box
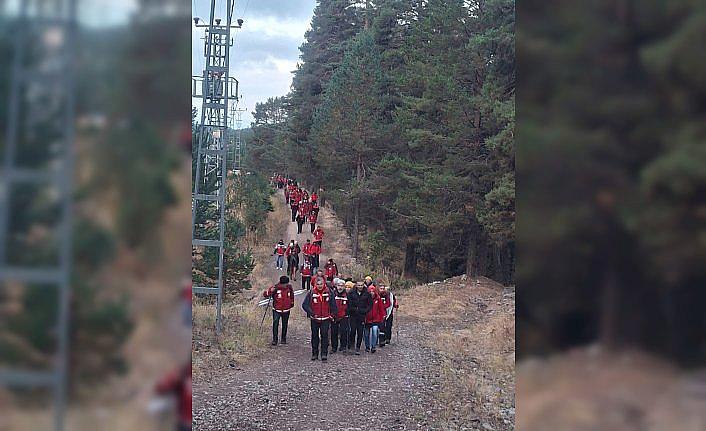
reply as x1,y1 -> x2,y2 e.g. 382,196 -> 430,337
517,346 -> 706,430
192,187 -> 516,430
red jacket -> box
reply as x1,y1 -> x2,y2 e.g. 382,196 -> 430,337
308,212 -> 318,224
311,192 -> 318,202
155,364 -> 192,426
334,290 -> 348,321
301,261 -> 313,277
313,228 -> 324,242
263,283 -> 295,312
285,244 -> 299,257
303,282 -> 336,320
274,243 -> 286,256
366,291 -> 387,324
310,243 -> 321,256
324,263 -> 338,280
302,243 -> 313,256
298,205 -> 308,217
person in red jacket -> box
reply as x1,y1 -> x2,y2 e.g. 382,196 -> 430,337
155,363 -> 192,431
302,276 -> 338,361
311,190 -> 318,203
308,209 -> 319,233
330,278 -> 350,354
364,283 -> 386,353
263,275 -> 295,345
310,241 -> 321,271
313,225 -> 324,245
273,239 -> 286,270
300,258 -> 313,290
302,239 -> 313,265
324,258 -> 338,282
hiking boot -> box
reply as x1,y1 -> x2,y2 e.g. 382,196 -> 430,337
271,340 -> 278,346
280,338 -> 287,345
371,348 -> 376,353
365,348 -> 370,353
311,354 -> 318,361
321,355 -> 328,362
355,349 -> 361,356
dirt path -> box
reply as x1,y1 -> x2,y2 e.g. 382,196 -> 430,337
193,188 -> 445,430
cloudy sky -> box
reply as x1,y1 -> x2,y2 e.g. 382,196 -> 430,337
192,0 -> 317,126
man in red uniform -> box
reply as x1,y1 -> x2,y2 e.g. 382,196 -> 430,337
324,258 -> 339,282
310,241 -> 321,271
302,239 -> 313,266
311,190 -> 318,203
313,225 -> 324,245
364,283 -> 387,353
300,258 -> 313,290
330,278 -> 350,354
155,363 -> 192,431
263,275 -> 295,345
308,209 -> 319,233
302,275 -> 338,361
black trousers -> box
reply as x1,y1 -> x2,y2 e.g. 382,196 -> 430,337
310,223 -> 316,233
313,254 -> 320,269
302,276 -> 311,290
297,218 -> 304,233
272,311 -> 290,343
291,207 -> 298,222
310,319 -> 330,357
349,315 -> 365,350
331,317 -> 349,351
383,313 -> 394,343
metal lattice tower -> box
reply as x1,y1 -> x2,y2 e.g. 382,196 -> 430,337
0,1 -> 77,430
228,102 -> 246,173
192,0 -> 241,334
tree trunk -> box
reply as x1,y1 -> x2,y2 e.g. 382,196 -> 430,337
599,270 -> 620,350
352,155 -> 363,259
402,235 -> 418,279
352,201 -> 360,258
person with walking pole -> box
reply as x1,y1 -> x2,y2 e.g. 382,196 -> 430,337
347,280 -> 372,355
302,275 -> 338,361
262,276 -> 295,345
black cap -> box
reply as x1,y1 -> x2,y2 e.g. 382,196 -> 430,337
280,275 -> 289,284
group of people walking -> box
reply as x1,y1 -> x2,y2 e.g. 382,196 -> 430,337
266,174 -> 399,361
263,274 -> 398,361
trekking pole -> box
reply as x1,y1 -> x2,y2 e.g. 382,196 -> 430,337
260,298 -> 271,329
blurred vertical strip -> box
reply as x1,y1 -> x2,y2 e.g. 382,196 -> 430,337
517,0 -> 706,429
1,0 -> 192,429
0,1 -> 78,430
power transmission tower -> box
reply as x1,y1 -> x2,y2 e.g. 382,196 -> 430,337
191,0 -> 242,335
0,1 -> 78,430
228,102 -> 247,173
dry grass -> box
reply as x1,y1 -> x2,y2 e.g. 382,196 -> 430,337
398,276 -> 516,430
192,301 -> 269,380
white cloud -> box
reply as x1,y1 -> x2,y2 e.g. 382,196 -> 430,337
192,1 -> 315,126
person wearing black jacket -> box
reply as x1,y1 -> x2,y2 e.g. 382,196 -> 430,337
347,280 -> 373,355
